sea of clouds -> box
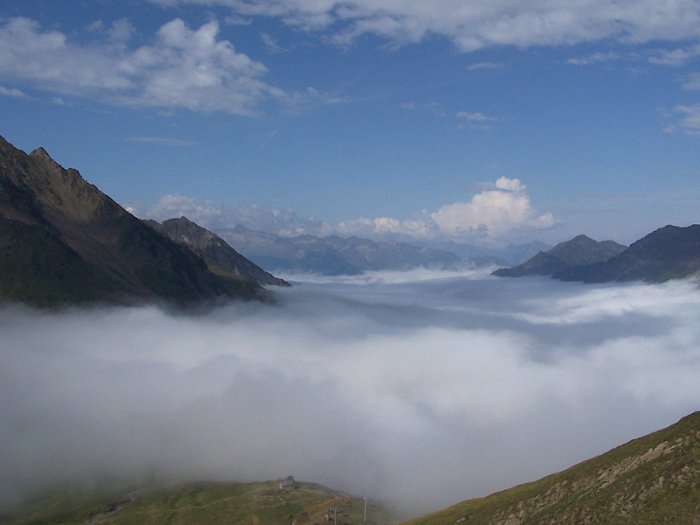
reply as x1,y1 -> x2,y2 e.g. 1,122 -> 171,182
1,270 -> 699,516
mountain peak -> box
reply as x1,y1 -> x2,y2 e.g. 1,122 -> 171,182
1,135 -> 263,305
29,146 -> 51,159
493,234 -> 627,278
29,146 -> 62,169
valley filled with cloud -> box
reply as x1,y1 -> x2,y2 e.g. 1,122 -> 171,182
2,271 -> 699,515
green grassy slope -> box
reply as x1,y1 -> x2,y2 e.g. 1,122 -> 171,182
405,412 -> 700,525
0,481 -> 395,525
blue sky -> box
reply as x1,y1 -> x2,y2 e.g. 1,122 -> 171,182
1,0 -> 699,245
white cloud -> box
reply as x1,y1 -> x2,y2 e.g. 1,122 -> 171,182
336,215 -> 438,239
400,101 -> 445,116
467,61 -> 504,71
566,51 -> 631,65
649,43 -> 700,65
260,32 -> 286,52
141,197 -> 333,236
338,177 -> 555,241
0,17 -> 291,115
143,193 -> 225,224
670,104 -> 700,135
224,203 -> 333,236
0,85 -> 26,98
144,177 -> 554,241
430,177 -> 554,237
456,110 -> 498,123
154,0 -> 700,52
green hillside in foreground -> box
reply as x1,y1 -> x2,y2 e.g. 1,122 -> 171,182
405,412 -> 700,525
0,480 -> 396,525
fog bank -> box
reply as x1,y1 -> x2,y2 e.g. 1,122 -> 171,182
1,271 -> 699,515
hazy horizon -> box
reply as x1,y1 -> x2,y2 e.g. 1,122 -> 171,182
2,270 -> 698,516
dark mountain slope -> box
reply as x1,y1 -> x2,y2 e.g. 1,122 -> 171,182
0,135 -> 260,305
0,216 -> 117,304
406,411 -> 700,525
493,234 -> 627,278
558,224 -> 700,283
148,216 -> 288,287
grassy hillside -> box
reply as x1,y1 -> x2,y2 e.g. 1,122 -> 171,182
0,480 -> 396,525
405,412 -> 700,525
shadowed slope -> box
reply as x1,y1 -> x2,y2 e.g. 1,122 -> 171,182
0,135 -> 260,306
149,216 -> 288,287
493,234 -> 626,278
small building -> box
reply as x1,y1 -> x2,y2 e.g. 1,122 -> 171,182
279,475 -> 296,490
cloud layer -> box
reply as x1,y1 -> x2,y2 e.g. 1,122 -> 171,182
1,273 -> 699,515
142,177 -> 555,242
154,0 -> 700,51
0,17 -> 285,115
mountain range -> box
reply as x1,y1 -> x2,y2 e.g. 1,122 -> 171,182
494,227 -> 700,283
492,234 -> 627,278
0,136 -> 281,306
216,225 -> 462,275
215,225 -> 549,275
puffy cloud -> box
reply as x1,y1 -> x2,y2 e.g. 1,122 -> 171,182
338,177 -> 555,241
0,17 -> 290,115
154,0 -> 700,52
430,177 -> 554,237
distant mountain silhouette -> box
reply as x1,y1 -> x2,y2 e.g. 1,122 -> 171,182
0,135 -> 261,306
493,234 -> 627,278
557,225 -> 700,283
216,225 -> 461,275
147,217 -> 288,287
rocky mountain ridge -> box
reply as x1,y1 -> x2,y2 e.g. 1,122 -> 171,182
215,225 -> 548,275
0,135 -> 267,306
493,234 -> 627,278
494,226 -> 700,283
147,216 -> 288,287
